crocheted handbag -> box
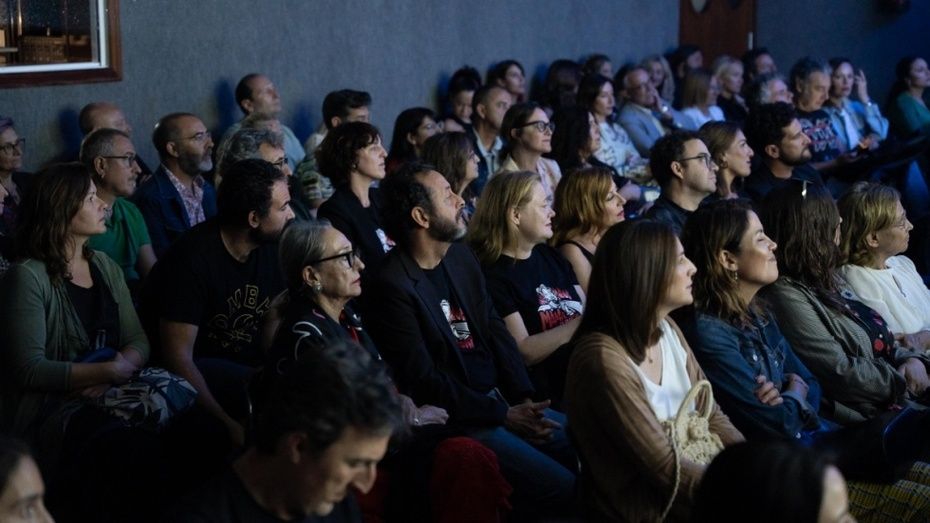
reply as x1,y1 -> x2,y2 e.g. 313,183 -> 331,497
659,379 -> 724,520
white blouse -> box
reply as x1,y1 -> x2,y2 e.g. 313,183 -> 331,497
839,255 -> 930,334
682,106 -> 725,129
629,319 -> 693,421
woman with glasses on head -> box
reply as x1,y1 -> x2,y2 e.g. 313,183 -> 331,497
386,108 -> 442,175
698,121 -> 754,202
497,102 -> 562,199
421,132 -> 480,223
468,170 -> 584,405
577,75 -> 649,182
0,116 -> 28,239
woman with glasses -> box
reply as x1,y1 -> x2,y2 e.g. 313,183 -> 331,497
421,132 -> 480,223
577,75 -> 649,182
468,171 -> 584,405
266,220 -> 513,522
81,128 -> 157,290
0,117 -> 28,238
385,107 -> 442,175
496,102 -> 562,199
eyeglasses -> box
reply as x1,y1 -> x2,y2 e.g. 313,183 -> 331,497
420,121 -> 443,133
271,156 -> 289,170
311,248 -> 360,268
183,131 -> 212,143
101,153 -> 138,167
0,138 -> 25,155
518,120 -> 555,134
676,153 -> 716,169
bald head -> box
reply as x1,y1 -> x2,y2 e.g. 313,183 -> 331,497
79,102 -> 132,136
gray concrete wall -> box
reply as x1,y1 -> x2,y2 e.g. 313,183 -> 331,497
3,0 -> 678,171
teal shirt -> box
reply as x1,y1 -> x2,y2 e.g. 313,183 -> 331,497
88,198 -> 151,281
888,92 -> 930,139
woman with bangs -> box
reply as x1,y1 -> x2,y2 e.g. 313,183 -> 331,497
837,182 -> 930,350
564,219 -> 742,521
551,166 -> 625,292
468,170 -> 583,404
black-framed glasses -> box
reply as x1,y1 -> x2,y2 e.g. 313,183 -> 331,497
676,153 -> 715,169
102,153 -> 138,167
311,248 -> 360,268
518,120 -> 555,134
0,138 -> 25,155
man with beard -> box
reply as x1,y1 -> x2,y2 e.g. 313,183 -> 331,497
368,162 -> 578,521
744,101 -> 825,203
142,159 -> 294,449
135,113 -> 218,256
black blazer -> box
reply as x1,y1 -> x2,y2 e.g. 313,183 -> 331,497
367,242 -> 534,426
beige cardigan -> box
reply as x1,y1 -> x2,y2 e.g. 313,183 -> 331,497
564,321 -> 743,522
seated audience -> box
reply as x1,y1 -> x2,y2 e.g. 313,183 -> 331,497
887,56 -> 930,139
618,66 -> 692,157
171,341 -> 402,522
0,436 -> 54,522
713,55 -> 749,125
826,58 -> 889,151
742,47 -> 778,83
564,219 -> 743,522
745,72 -> 794,109
296,89 -> 372,210
368,162 -> 577,520
578,74 -> 649,181
386,107 -> 442,174
759,181 -> 930,425
551,166 -> 624,291
468,171 -> 584,403
743,102 -> 823,203
582,53 -> 613,79
134,112 -> 217,257
0,116 -> 28,238
644,131 -> 718,236
497,102 -> 561,198
221,73 -> 304,171
421,131 -> 480,222
838,182 -> 930,348
680,68 -> 725,128
640,54 -> 676,104
143,159 -> 293,448
316,122 -> 393,281
469,84 -> 512,194
80,128 -> 157,286
698,121 -> 754,201
78,101 -> 153,177
442,66 -> 482,133
693,440 -> 854,523
539,59 -> 582,115
487,59 -> 527,103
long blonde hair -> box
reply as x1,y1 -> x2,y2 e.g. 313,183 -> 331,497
467,171 -> 540,265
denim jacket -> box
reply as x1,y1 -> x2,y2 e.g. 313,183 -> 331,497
688,310 -> 821,440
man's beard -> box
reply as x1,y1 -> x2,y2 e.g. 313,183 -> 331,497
428,211 -> 465,243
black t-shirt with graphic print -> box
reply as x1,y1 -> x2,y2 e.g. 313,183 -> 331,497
482,244 -> 583,336
423,262 -> 498,394
146,219 -> 284,367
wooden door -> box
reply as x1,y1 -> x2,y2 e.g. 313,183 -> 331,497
679,0 -> 757,65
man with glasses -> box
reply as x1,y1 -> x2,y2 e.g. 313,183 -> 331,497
645,131 -> 719,236
142,158 -> 294,450
744,102 -> 824,204
81,128 -> 157,289
619,67 -> 693,158
134,112 -> 218,257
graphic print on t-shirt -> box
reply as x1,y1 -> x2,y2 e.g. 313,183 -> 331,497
206,284 -> 272,353
536,284 -> 583,331
440,299 -> 475,351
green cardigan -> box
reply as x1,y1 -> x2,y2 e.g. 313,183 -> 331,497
0,252 -> 150,438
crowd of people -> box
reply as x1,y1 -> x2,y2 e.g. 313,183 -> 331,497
1,44 -> 930,522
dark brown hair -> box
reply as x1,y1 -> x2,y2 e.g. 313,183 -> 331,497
315,121 -> 380,186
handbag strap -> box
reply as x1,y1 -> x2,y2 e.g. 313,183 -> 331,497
673,379 -> 714,422
660,379 -> 714,521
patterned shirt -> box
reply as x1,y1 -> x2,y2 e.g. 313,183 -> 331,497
164,167 -> 206,226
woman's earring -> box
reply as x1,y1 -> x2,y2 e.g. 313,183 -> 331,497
730,270 -> 739,282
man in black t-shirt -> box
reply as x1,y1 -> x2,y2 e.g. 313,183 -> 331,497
645,131 -> 718,236
143,158 -> 294,448
369,162 -> 577,520
167,341 -> 401,523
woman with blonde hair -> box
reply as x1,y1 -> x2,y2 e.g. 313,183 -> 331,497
698,121 -> 755,201
551,166 -> 625,291
641,55 -> 675,104
838,182 -> 930,350
468,170 -> 583,403
714,56 -> 749,125
680,69 -> 725,128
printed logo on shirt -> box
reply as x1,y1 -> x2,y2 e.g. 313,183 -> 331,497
802,117 -> 843,154
440,299 -> 475,351
536,284 -> 583,331
376,228 -> 395,254
206,284 -> 271,353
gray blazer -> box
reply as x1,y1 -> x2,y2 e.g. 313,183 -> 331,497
761,277 -> 921,425
618,103 -> 692,157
